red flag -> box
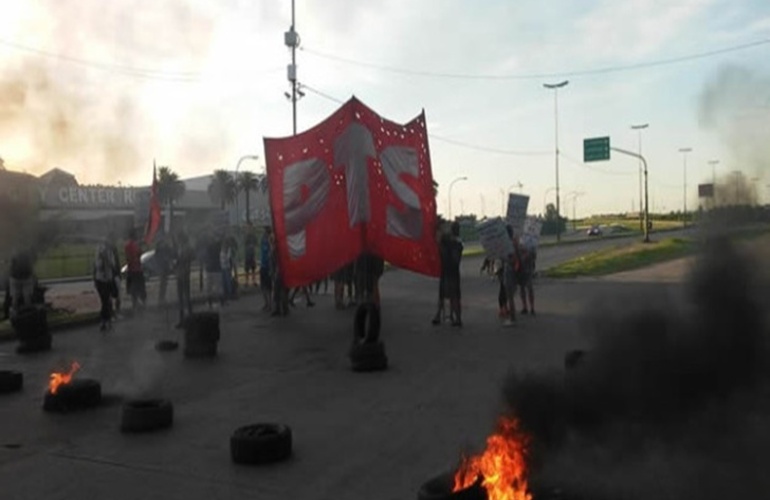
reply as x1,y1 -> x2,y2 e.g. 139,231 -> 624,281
144,161 -> 161,245
264,97 -> 440,288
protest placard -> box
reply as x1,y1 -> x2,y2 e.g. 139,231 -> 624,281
506,193 -> 529,235
477,217 -> 514,258
520,216 -> 543,250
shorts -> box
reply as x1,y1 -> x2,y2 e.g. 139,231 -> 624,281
259,267 -> 273,291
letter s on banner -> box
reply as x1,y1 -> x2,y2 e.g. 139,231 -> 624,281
283,157 -> 330,259
380,146 -> 422,240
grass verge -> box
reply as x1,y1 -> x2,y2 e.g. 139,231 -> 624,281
545,237 -> 695,279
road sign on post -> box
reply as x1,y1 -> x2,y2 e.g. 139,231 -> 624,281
583,137 -> 611,162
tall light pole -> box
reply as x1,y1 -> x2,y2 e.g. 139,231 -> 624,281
543,80 -> 569,242
565,191 -> 585,232
678,148 -> 692,226
285,0 -> 302,135
631,124 -> 649,231
448,176 -> 467,220
234,155 -> 260,224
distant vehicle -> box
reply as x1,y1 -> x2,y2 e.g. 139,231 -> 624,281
587,226 -> 603,236
120,250 -> 160,279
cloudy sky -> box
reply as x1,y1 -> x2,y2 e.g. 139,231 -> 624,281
1,0 -> 769,217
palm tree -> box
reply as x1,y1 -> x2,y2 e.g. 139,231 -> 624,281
208,169 -> 236,211
237,171 -> 259,223
157,166 -> 186,234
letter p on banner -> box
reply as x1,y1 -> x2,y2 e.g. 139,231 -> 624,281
264,98 -> 440,288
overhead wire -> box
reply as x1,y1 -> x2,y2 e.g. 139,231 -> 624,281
301,38 -> 770,81
300,83 -> 550,156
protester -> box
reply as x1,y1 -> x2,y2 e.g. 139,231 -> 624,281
332,263 -> 349,310
244,225 -> 258,287
496,258 -> 508,318
502,225 -> 521,326
289,285 -> 315,308
220,236 -> 236,301
445,221 -> 464,326
271,232 -> 289,316
432,223 -> 449,325
124,229 -> 146,312
155,234 -> 174,306
204,233 -> 223,308
355,253 -> 385,307
174,230 -> 194,327
518,242 -> 537,316
259,227 -> 273,311
8,248 -> 35,319
93,235 -> 118,331
106,232 -> 122,318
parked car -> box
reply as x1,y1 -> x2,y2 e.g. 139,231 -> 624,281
587,225 -> 603,236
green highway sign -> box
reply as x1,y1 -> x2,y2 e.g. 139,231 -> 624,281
583,136 -> 611,162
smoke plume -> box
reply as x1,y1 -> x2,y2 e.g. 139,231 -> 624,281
699,64 -> 770,180
503,233 -> 770,499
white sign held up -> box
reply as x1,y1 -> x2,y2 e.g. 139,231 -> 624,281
477,217 -> 514,259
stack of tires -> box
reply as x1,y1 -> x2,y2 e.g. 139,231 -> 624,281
183,312 -> 220,358
13,306 -> 51,354
349,303 -> 387,372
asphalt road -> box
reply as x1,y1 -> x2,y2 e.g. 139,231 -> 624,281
0,243 -> 692,500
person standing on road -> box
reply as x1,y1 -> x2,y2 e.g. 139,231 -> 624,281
518,243 -> 537,316
502,225 -> 521,327
259,227 -> 273,312
445,221 -> 464,326
94,235 -> 118,331
174,231 -> 194,328
155,234 -> 174,306
105,232 -> 122,318
204,233 -> 223,308
432,222 -> 449,325
124,228 -> 146,312
8,248 -> 36,318
244,225 -> 258,287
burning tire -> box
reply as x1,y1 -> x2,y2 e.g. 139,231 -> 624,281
120,399 -> 174,433
0,370 -> 23,394
43,379 -> 102,412
418,472 -> 486,500
349,340 -> 388,372
155,340 -> 179,352
354,303 -> 381,344
183,312 -> 219,358
230,423 -> 292,465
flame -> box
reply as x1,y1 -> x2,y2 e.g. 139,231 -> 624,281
49,362 -> 81,395
453,417 -> 532,500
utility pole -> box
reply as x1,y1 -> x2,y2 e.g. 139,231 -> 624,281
678,147 -> 692,227
631,124 -> 649,231
611,147 -> 651,243
543,80 -> 569,243
285,0 -> 302,135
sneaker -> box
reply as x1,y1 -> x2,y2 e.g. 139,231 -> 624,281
502,319 -> 514,327
431,316 -> 440,326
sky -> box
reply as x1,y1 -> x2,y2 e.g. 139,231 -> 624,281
1,0 -> 770,218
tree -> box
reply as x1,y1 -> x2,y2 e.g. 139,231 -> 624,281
237,171 -> 259,223
208,170 -> 236,211
157,166 -> 185,234
541,202 -> 567,236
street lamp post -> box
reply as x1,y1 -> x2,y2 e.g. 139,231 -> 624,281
234,154 -> 260,224
631,124 -> 649,231
448,176 -> 468,220
543,80 -> 569,242
678,147 -> 692,227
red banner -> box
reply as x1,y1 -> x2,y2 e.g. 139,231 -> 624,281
264,97 -> 440,288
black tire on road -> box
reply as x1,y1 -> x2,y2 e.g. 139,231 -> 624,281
353,303 -> 380,344
0,370 -> 23,394
155,340 -> 179,352
230,423 -> 292,465
349,340 -> 388,372
418,471 -> 487,500
184,312 -> 219,358
43,379 -> 102,412
12,306 -> 48,342
120,399 -> 174,433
